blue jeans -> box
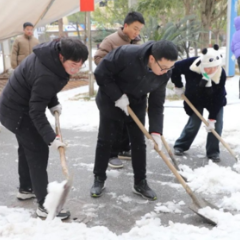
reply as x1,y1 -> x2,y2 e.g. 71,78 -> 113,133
174,107 -> 223,157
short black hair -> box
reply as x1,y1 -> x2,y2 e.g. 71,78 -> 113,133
59,38 -> 88,63
151,40 -> 178,61
23,22 -> 34,29
124,11 -> 145,25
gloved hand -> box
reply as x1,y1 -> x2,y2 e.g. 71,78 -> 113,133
115,94 -> 129,116
148,133 -> 162,151
205,119 -> 216,132
50,104 -> 62,116
174,87 -> 184,97
50,135 -> 66,149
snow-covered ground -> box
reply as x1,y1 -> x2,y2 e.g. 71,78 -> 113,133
1,73 -> 240,239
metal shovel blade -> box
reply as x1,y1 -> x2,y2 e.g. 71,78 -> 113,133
127,106 -> 219,225
189,204 -> 218,226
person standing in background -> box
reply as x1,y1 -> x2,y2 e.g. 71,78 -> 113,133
94,11 -> 145,169
11,22 -> 39,69
231,16 -> 240,98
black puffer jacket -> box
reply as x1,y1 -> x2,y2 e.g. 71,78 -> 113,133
95,41 -> 171,134
0,40 -> 69,144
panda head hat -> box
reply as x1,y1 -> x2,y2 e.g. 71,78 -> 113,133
200,44 -> 223,68
190,44 -> 223,84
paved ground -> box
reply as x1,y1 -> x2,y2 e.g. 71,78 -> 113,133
0,125 -> 236,234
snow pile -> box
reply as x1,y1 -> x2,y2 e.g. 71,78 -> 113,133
154,201 -> 185,214
44,181 -> 67,220
2,207 -> 240,239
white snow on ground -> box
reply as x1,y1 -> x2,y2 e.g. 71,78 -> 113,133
1,73 -> 240,238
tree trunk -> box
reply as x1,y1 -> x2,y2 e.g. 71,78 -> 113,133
76,22 -> 81,39
200,0 -> 215,48
58,19 -> 64,37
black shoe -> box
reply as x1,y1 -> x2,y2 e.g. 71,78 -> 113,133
36,205 -> 70,220
174,148 -> 184,156
90,177 -> 105,198
17,188 -> 36,200
208,155 -> 221,163
118,150 -> 131,160
108,157 -> 123,169
133,179 -> 157,201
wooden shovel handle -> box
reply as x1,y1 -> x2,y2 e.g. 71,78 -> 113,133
161,135 -> 180,171
127,106 -> 202,205
54,112 -> 69,178
181,94 -> 239,162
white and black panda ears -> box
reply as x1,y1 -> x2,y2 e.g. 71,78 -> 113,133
201,44 -> 219,55
202,48 -> 207,55
213,44 -> 219,51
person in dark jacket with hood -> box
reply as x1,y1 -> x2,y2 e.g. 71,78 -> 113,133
0,37 -> 88,219
172,44 -> 226,162
94,11 -> 145,169
91,40 -> 178,200
231,16 -> 240,98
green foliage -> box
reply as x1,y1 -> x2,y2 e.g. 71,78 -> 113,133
68,12 -> 85,24
137,0 -> 184,23
146,15 -> 204,57
93,29 -> 115,43
92,0 -> 130,27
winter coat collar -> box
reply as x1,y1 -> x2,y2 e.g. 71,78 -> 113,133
117,27 -> 141,44
117,27 -> 132,43
189,57 -> 222,84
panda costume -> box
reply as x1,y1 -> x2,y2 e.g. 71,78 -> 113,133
171,44 -> 227,162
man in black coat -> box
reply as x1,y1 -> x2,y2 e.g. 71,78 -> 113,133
91,40 -> 178,200
0,37 -> 88,219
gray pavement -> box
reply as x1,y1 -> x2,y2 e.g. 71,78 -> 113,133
0,126 -> 236,234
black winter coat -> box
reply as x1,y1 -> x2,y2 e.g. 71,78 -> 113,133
0,40 -> 70,144
171,57 -> 227,119
94,41 -> 171,134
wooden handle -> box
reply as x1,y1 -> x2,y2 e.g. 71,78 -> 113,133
54,112 -> 69,178
127,106 -> 202,205
181,94 -> 239,162
161,135 -> 180,171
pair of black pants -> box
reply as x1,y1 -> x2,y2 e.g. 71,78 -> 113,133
15,116 -> 49,205
110,122 -> 130,157
93,112 -> 146,183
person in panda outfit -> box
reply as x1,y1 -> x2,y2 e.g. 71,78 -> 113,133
171,44 -> 226,162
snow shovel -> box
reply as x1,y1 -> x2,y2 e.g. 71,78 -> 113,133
181,94 -> 240,163
127,106 -> 219,225
161,136 -> 188,182
49,112 -> 72,219
161,135 -> 180,171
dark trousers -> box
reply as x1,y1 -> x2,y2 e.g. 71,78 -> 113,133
15,117 -> 49,205
174,107 -> 223,157
110,122 -> 131,157
93,112 -> 146,184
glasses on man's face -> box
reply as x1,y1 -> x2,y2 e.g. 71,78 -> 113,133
155,59 -> 175,72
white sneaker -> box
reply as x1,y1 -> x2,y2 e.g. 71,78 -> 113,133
17,189 -> 36,200
36,205 -> 70,220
